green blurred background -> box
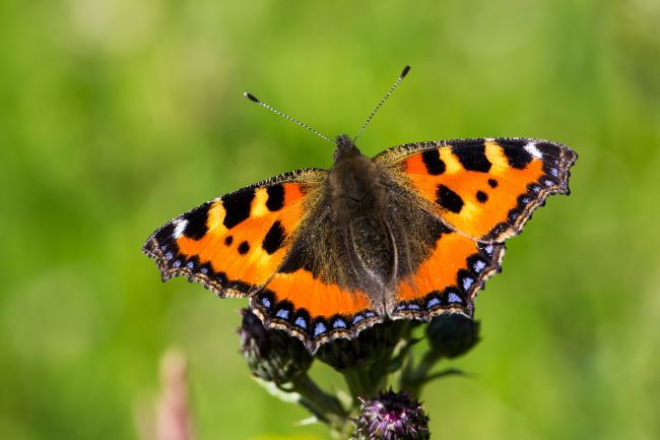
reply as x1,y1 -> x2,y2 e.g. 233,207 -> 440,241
1,0 -> 659,439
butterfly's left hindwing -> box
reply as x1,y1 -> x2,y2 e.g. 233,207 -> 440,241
143,169 -> 327,298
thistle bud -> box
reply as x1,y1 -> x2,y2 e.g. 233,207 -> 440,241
426,313 -> 480,359
353,389 -> 430,440
238,308 -> 312,384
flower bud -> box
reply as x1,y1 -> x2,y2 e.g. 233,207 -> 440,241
238,308 -> 312,384
426,313 -> 480,359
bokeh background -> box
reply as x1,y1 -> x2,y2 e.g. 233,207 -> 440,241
2,0 -> 659,439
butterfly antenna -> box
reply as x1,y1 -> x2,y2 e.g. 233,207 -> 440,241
244,92 -> 336,145
353,65 -> 410,142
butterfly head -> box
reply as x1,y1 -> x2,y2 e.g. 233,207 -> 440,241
334,134 -> 362,162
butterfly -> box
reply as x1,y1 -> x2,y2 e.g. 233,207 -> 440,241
143,67 -> 577,353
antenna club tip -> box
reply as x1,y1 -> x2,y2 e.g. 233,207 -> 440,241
244,92 -> 260,103
401,65 -> 411,78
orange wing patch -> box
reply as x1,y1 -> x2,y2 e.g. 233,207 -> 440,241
379,138 -> 577,242
391,229 -> 506,321
251,270 -> 379,352
143,170 -> 325,298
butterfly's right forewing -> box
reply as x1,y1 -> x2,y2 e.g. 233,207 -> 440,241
143,169 -> 327,298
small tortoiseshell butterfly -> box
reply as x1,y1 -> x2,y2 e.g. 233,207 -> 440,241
143,66 -> 577,353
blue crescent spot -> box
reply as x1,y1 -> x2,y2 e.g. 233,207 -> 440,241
426,297 -> 441,308
313,322 -> 327,337
333,319 -> 347,329
448,292 -> 463,304
294,317 -> 307,329
261,297 -> 271,309
276,309 -> 290,320
352,315 -> 364,323
462,277 -> 474,291
473,260 -> 487,273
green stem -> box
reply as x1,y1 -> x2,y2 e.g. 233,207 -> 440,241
289,373 -> 347,426
400,350 -> 441,398
343,366 -> 374,400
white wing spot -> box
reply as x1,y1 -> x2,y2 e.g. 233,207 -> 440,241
524,142 -> 543,159
173,220 -> 188,238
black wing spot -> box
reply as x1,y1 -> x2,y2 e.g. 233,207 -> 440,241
488,178 -> 498,188
452,141 -> 491,172
224,235 -> 233,246
421,149 -> 446,175
266,184 -> 285,212
238,241 -> 250,255
436,185 -> 464,213
182,202 -> 211,240
155,224 -> 176,243
476,191 -> 488,203
223,189 -> 255,228
262,221 -> 286,255
498,139 -> 533,169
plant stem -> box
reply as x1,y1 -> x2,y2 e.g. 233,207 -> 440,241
343,366 -> 374,400
400,350 -> 441,398
289,373 -> 347,426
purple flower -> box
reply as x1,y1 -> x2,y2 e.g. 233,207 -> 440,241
353,390 -> 430,440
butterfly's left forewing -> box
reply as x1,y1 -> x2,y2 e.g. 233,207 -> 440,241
143,169 -> 327,298
376,138 -> 577,242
